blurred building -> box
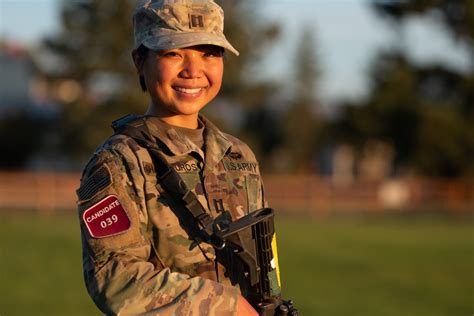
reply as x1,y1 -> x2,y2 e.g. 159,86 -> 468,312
0,42 -> 57,116
0,41 -> 67,170
0,43 -> 33,112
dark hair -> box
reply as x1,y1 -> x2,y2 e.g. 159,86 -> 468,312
136,44 -> 149,92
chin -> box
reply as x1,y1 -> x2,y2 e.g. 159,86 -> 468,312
176,104 -> 206,115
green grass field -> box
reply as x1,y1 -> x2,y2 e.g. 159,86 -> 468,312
0,212 -> 472,315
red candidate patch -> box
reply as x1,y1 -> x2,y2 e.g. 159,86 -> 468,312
82,195 -> 131,238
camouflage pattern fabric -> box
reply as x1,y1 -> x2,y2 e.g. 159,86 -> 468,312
133,0 -> 239,55
77,115 -> 267,315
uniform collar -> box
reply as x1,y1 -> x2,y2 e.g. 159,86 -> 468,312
143,115 -> 233,173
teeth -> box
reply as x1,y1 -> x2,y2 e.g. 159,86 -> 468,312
175,87 -> 202,94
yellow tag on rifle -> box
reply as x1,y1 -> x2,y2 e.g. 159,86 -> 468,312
271,233 -> 281,287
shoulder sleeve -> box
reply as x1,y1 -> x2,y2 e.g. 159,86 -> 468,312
76,139 -> 238,315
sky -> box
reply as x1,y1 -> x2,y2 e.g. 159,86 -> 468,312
0,0 -> 471,103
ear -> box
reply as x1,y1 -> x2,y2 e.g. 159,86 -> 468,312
132,49 -> 145,74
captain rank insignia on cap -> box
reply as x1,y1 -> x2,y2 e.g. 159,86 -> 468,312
189,14 -> 204,28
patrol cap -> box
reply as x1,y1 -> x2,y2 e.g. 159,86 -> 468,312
133,0 -> 239,56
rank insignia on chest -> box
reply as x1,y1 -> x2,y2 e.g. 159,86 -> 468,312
82,195 -> 131,238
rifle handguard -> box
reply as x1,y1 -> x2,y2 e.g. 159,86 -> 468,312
214,208 -> 274,240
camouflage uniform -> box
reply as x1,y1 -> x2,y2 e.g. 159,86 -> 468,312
77,115 -> 267,315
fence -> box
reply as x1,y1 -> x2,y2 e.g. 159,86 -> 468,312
264,176 -> 474,215
0,171 -> 79,215
0,171 -> 472,215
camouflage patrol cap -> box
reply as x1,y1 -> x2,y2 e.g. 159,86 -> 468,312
133,0 -> 239,56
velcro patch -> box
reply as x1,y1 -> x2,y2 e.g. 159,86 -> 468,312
82,195 -> 131,238
77,165 -> 112,201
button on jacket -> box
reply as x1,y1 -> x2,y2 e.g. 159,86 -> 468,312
76,115 -> 267,315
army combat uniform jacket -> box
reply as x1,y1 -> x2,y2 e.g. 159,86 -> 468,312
76,115 -> 267,315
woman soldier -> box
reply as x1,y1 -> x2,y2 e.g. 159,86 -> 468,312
77,0 -> 273,314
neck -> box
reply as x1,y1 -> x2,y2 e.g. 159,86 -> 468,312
145,105 -> 199,129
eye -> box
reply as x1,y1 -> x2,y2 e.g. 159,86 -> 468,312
203,49 -> 224,58
160,50 -> 181,58
204,51 -> 218,57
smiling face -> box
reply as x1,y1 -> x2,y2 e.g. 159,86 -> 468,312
133,45 -> 224,128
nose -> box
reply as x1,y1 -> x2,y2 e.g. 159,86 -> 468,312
179,53 -> 204,79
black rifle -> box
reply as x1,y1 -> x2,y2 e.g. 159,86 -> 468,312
213,208 -> 298,316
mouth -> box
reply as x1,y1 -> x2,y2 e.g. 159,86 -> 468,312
173,86 -> 205,95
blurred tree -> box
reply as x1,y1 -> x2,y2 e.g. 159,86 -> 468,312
333,0 -> 474,177
41,0 -> 146,164
243,26 -> 323,173
372,0 -> 474,119
336,51 -> 473,176
215,0 -> 280,105
372,0 -> 474,69
0,110 -> 51,169
41,0 -> 281,165
293,27 -> 321,105
280,27 -> 322,173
